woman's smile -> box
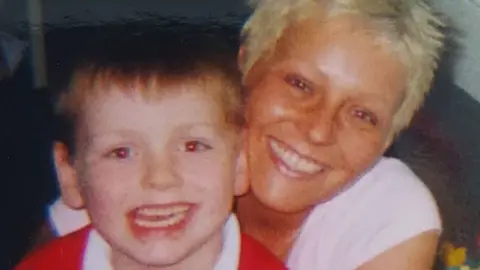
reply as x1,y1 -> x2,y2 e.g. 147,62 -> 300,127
267,136 -> 328,178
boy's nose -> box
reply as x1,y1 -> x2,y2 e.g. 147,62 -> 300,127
142,158 -> 183,190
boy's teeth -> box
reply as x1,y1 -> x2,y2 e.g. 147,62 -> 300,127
137,205 -> 189,216
135,212 -> 187,228
269,139 -> 324,175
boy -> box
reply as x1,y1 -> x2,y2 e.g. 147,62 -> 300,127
16,28 -> 285,270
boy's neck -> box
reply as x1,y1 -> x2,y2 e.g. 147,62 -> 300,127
111,230 -> 223,270
236,192 -> 312,260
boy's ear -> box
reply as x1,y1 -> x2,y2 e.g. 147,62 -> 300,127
234,131 -> 249,196
53,142 -> 84,209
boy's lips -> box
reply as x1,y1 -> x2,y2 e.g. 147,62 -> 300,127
128,202 -> 197,238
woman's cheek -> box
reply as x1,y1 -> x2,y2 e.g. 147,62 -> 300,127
251,95 -> 298,126
339,131 -> 385,170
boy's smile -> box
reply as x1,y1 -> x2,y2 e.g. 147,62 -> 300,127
128,202 -> 197,238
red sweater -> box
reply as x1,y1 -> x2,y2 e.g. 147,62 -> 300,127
16,226 -> 286,270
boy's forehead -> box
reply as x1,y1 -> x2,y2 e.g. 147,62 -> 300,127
61,65 -> 242,144
75,90 -> 238,152
79,86 -> 225,131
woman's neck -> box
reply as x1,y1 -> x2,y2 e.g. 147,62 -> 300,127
236,192 -> 312,260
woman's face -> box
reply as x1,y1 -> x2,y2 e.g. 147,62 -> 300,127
244,15 -> 406,213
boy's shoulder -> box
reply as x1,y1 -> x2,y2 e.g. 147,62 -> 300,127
239,233 -> 287,270
15,226 -> 90,270
15,227 -> 286,270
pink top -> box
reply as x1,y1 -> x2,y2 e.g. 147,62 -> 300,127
287,157 -> 441,269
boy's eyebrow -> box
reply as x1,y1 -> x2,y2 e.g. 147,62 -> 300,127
86,129 -> 141,139
82,130 -> 142,148
86,123 -> 225,141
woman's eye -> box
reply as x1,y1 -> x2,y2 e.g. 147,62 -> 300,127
353,109 -> 378,126
284,75 -> 311,93
108,147 -> 131,159
184,140 -> 212,152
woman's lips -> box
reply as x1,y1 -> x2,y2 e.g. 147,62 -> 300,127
128,202 -> 197,238
267,136 -> 329,178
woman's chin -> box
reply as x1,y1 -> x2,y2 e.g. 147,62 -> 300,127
250,182 -> 310,214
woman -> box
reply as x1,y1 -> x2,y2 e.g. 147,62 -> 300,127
236,0 -> 444,269
37,0 -> 445,269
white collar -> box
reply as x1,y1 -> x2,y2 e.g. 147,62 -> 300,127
83,226 -> 113,270
213,214 -> 241,270
83,214 -> 241,270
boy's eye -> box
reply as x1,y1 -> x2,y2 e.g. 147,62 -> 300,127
108,147 -> 131,159
284,74 -> 312,93
353,109 -> 378,126
184,140 -> 212,152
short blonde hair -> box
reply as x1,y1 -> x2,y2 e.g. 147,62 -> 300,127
241,0 -> 445,134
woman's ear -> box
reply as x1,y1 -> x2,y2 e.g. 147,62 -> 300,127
53,142 -> 84,209
237,45 -> 247,70
234,131 -> 249,196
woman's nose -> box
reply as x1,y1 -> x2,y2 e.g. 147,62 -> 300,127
305,109 -> 337,146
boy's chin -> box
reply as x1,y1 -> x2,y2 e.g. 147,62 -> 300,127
113,242 -> 195,268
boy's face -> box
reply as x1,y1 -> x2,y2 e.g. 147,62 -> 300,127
55,82 -> 246,268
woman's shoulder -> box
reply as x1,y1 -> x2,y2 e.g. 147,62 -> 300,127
368,156 -> 424,184
352,156 -> 442,232
315,157 -> 440,223
303,157 -> 440,225
289,157 -> 441,269
341,157 -> 436,205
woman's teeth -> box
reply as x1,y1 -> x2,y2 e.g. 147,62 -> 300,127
269,139 -> 324,176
